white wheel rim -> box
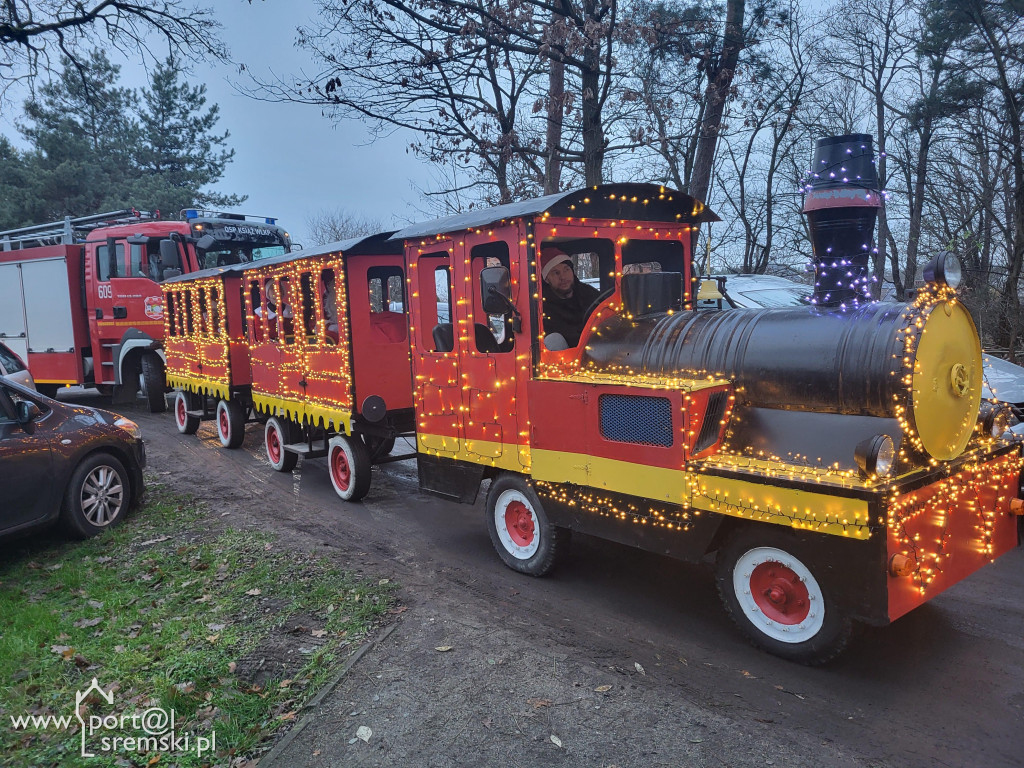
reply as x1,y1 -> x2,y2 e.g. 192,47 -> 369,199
494,489 -> 540,560
266,420 -> 285,468
217,400 -> 230,442
328,437 -> 355,499
175,392 -> 188,430
732,546 -> 825,644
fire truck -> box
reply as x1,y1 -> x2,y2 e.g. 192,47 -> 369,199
163,135 -> 1024,663
0,208 -> 292,411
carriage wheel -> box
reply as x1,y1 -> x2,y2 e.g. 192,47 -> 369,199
265,416 -> 298,472
328,435 -> 372,501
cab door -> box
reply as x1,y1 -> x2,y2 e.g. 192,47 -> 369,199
456,230 -> 528,472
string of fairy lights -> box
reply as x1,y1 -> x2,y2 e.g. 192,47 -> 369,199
162,186 -> 1022,600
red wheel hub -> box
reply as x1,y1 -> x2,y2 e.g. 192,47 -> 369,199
503,501 -> 535,547
176,398 -> 186,425
267,428 -> 281,463
331,446 -> 351,490
748,561 -> 811,625
219,409 -> 229,437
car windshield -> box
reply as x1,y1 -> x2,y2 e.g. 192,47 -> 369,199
732,287 -> 810,307
199,243 -> 289,269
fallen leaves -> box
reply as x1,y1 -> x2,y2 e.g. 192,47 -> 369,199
245,588 -> 262,596
527,698 -> 552,709
356,725 -> 372,743
594,684 -> 612,693
73,617 -> 103,629
434,645 -> 453,652
550,735 -> 563,748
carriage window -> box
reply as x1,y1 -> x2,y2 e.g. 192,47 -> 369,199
471,241 -> 513,354
210,287 -> 221,336
197,289 -> 209,335
321,269 -> 339,343
129,243 -> 146,277
166,293 -> 178,337
183,292 -> 195,335
416,253 -> 452,352
249,281 -> 265,342
367,266 -> 406,343
278,277 -> 294,343
622,240 -> 685,275
300,273 -> 316,339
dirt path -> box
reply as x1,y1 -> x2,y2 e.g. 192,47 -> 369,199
115,394 -> 1024,768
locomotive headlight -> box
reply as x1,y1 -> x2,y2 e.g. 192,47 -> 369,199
855,434 -> 896,479
922,251 -> 962,289
979,402 -> 1012,437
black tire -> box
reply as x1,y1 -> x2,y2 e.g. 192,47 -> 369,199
362,433 -> 396,459
173,390 -> 200,435
216,398 -> 246,449
60,452 -> 131,538
328,435 -> 372,501
485,474 -> 569,577
265,416 -> 298,472
715,526 -> 853,665
141,354 -> 167,413
37,384 -> 60,399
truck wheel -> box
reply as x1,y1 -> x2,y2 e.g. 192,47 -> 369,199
60,452 -> 130,538
141,354 -> 167,413
173,390 -> 200,435
37,384 -> 60,399
216,399 -> 246,449
328,435 -> 372,501
485,474 -> 568,577
265,416 -> 298,472
716,527 -> 853,665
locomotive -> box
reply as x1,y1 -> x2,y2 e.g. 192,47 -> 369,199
162,135 -> 1023,663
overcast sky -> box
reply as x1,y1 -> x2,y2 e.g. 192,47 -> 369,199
2,0 -> 437,246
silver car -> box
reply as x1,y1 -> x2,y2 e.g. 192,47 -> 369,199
0,342 -> 35,391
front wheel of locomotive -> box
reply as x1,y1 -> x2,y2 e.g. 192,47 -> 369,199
327,435 -> 372,501
265,416 -> 298,472
216,398 -> 246,449
485,474 -> 569,577
173,390 -> 200,435
715,527 -> 853,665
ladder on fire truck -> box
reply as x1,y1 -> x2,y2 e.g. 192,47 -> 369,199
0,209 -> 160,251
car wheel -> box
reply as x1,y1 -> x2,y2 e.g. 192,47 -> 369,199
141,354 -> 167,413
60,453 -> 131,538
216,398 -> 246,449
328,435 -> 372,501
485,474 -> 568,577
265,416 -> 298,472
173,390 -> 200,435
716,526 -> 853,665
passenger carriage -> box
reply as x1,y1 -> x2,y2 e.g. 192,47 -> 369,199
164,162 -> 1023,662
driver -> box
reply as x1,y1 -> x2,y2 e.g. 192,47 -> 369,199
540,247 -> 600,349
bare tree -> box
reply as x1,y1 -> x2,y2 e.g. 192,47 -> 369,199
305,208 -> 387,247
0,1 -> 226,100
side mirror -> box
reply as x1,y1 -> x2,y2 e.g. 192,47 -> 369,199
196,234 -> 217,252
16,400 -> 41,431
159,239 -> 182,271
480,266 -> 513,314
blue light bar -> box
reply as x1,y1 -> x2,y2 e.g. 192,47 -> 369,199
183,209 -> 198,220
265,217 -> 277,225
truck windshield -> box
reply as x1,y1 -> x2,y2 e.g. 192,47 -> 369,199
200,244 -> 288,269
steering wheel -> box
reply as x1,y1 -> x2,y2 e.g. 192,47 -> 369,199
584,286 -> 615,321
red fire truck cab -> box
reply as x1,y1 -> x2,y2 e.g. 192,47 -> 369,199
0,209 -> 292,411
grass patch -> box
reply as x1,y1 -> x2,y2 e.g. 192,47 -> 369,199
0,486 -> 396,767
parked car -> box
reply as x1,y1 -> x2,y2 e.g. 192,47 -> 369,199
0,378 -> 146,539
0,341 -> 36,391
697,273 -> 1024,427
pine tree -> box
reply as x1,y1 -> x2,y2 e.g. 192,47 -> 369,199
133,56 -> 245,216
18,50 -> 141,218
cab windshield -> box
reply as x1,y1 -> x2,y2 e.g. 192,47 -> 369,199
199,243 -> 288,269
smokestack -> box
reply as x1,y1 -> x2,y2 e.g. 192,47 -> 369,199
802,134 -> 882,307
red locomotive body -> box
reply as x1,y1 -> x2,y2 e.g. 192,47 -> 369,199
164,177 -> 1023,663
